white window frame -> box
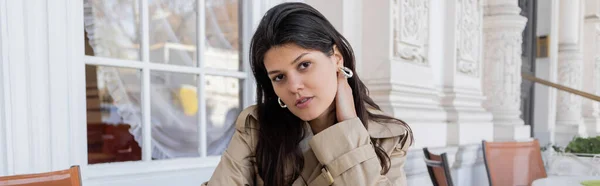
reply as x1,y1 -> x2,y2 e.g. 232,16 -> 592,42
67,0 -> 260,180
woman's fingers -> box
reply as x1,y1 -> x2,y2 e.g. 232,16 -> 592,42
335,68 -> 356,122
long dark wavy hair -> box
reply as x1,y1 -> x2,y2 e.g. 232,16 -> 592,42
249,2 -> 413,186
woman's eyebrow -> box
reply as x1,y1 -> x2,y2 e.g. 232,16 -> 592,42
267,52 -> 310,75
290,52 -> 309,65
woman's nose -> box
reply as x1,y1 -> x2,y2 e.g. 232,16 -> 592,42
286,73 -> 304,93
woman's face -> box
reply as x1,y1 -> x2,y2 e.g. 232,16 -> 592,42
264,43 -> 342,121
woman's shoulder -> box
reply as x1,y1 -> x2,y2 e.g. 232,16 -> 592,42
229,105 -> 260,153
366,109 -> 409,136
233,105 -> 260,132
366,109 -> 413,151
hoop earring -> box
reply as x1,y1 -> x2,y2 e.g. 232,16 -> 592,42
278,97 -> 287,108
339,66 -> 353,78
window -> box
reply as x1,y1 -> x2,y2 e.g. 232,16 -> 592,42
83,0 -> 249,166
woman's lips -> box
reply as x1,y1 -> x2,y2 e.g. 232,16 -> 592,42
295,97 -> 313,109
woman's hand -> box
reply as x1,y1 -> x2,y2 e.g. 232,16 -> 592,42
335,68 -> 357,122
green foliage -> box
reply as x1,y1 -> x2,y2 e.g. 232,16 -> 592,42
565,136 -> 600,154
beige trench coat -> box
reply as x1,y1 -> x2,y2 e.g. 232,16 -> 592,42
203,105 -> 412,186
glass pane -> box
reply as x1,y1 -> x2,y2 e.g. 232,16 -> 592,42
148,0 -> 198,66
206,75 -> 241,155
84,0 -> 141,60
86,65 -> 142,164
150,71 -> 199,159
205,0 -> 241,71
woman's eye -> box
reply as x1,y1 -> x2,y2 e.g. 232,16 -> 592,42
299,62 -> 311,69
273,74 -> 284,82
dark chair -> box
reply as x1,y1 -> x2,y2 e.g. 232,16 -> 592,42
423,148 -> 454,186
482,139 -> 547,186
0,165 -> 82,186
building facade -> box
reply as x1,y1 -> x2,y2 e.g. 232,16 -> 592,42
1,0 -> 599,185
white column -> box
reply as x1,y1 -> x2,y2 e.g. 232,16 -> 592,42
2,0 -> 37,175
583,0 -> 600,137
555,0 -> 585,146
533,0 -> 560,147
0,0 -> 8,176
482,0 -> 531,140
0,0 -> 77,175
434,0 -> 493,146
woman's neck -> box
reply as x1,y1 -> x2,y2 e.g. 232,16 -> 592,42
308,103 -> 337,134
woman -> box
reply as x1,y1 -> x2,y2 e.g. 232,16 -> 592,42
204,2 -> 413,186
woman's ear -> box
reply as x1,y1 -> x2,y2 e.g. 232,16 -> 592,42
332,45 -> 344,67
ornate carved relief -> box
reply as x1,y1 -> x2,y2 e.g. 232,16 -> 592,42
587,57 -> 600,116
483,31 -> 523,110
589,57 -> 600,115
392,0 -> 429,64
457,0 -> 482,77
556,51 -> 583,120
519,0 -> 531,57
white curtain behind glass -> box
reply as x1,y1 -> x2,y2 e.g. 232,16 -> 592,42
84,0 -> 240,159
